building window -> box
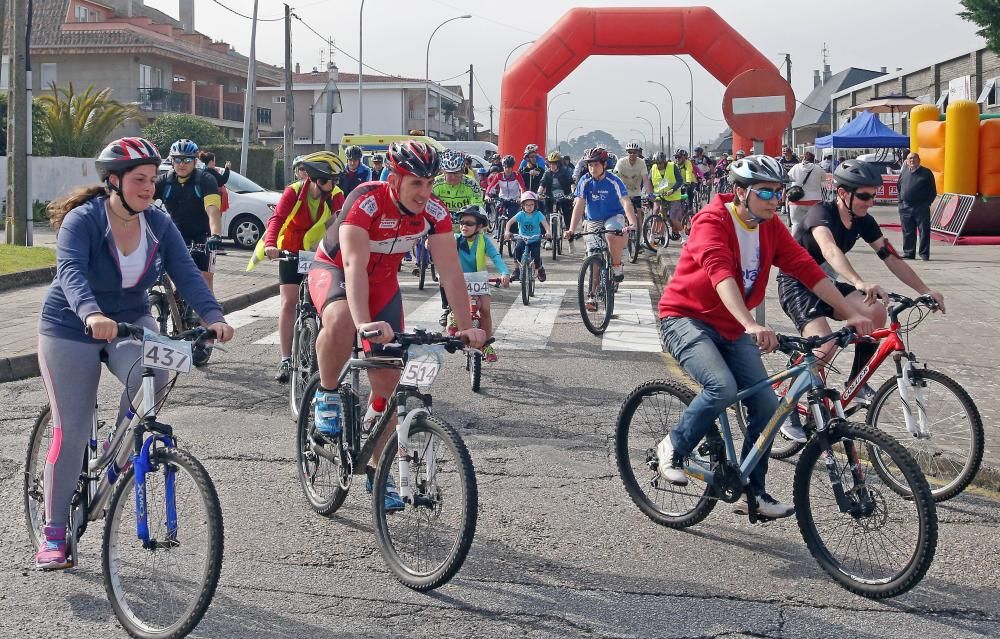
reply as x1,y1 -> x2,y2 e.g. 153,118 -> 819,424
0,56 -> 8,91
977,78 -> 1000,108
140,64 -> 163,89
272,95 -> 286,103
75,4 -> 101,22
40,63 -> 57,88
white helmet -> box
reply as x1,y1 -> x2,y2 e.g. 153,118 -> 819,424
625,142 -> 641,152
520,190 -> 539,203
728,154 -> 790,186
440,150 -> 465,173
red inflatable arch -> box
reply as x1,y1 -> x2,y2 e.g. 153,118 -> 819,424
499,6 -> 785,157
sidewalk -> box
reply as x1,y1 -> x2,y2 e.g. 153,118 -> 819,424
0,230 -> 281,382
653,205 -> 1000,486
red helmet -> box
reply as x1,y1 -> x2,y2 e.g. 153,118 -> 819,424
582,147 -> 609,164
386,140 -> 440,178
95,137 -> 161,180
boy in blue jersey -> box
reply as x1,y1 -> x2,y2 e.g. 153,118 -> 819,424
449,205 -> 510,362
505,191 -> 551,283
565,147 -> 638,305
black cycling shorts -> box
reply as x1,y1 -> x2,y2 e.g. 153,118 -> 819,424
278,258 -> 304,286
777,273 -> 858,333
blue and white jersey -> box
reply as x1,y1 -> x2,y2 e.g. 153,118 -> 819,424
574,172 -> 628,221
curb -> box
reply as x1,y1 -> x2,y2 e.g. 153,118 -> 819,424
0,266 -> 56,292
0,282 -> 280,384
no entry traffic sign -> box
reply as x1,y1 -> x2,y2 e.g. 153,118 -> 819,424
723,69 -> 795,140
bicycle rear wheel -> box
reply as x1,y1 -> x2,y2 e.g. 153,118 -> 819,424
866,368 -> 984,502
296,375 -> 349,516
616,379 -> 717,528
627,228 -> 639,263
578,254 -> 612,335
793,421 -> 937,599
372,415 -> 477,591
24,407 -> 54,550
289,314 -> 319,419
642,214 -> 667,251
103,447 -> 224,639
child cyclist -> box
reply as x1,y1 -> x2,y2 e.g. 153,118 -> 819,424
504,191 -> 550,283
448,205 -> 510,362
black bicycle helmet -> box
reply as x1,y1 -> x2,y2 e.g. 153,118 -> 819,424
457,204 -> 489,226
582,147 -> 609,164
832,159 -> 883,191
386,140 -> 441,178
501,154 -> 516,168
344,145 -> 363,161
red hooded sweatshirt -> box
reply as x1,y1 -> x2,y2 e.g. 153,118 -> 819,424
658,193 -> 827,340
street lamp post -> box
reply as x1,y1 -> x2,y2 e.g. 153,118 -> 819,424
562,125 -> 583,153
554,109 -> 576,154
546,91 -> 570,147
358,0 -> 366,134
671,55 -> 695,153
503,40 -> 535,72
425,15 -> 471,136
646,80 -> 675,157
636,115 -> 654,153
639,99 -> 663,154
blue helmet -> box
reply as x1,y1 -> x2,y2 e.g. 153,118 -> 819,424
169,138 -> 199,158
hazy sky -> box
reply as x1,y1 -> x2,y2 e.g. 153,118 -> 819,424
146,0 -> 983,149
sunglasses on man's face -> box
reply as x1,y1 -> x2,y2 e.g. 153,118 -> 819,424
173,157 -> 195,165
852,191 -> 876,201
749,187 -> 784,201
313,177 -> 331,186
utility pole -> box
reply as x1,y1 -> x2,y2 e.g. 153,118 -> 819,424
324,61 -> 339,151
282,4 -> 294,184
467,64 -> 474,141
781,53 -> 792,147
488,105 -> 494,144
239,0 -> 259,174
5,0 -> 28,245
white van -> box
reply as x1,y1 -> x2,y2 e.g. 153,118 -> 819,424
444,141 -> 498,158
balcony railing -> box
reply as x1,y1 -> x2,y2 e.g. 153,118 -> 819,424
223,102 -> 244,121
195,96 -> 219,118
137,88 -> 190,114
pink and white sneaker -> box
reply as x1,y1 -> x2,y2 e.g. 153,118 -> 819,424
35,526 -> 72,571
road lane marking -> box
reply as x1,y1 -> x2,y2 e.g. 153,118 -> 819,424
493,288 -> 567,350
226,296 -> 280,329
406,295 -> 449,329
602,289 -> 662,352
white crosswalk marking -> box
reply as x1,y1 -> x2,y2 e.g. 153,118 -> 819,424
601,289 -> 662,352
226,296 -> 280,329
406,295 -> 449,330
494,288 -> 567,350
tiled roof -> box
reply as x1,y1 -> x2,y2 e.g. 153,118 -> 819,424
291,71 -> 426,84
23,1 -> 282,83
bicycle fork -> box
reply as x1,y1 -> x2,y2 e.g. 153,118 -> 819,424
393,399 -> 436,507
893,354 -> 930,439
814,392 -> 874,517
131,369 -> 179,549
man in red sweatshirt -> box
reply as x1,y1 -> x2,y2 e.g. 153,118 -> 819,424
656,155 -> 873,519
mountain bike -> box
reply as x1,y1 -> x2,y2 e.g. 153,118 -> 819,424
148,243 -> 214,367
572,227 -> 625,335
456,271 -> 503,392
414,237 -> 437,290
279,251 -> 320,419
547,195 -> 573,261
643,197 -> 677,251
25,323 -> 224,639
616,327 -> 937,599
734,292 -> 983,502
511,233 -> 545,306
296,329 -> 481,590
491,197 -> 518,257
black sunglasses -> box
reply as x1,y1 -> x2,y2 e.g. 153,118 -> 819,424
313,177 -> 331,186
458,220 -> 480,227
852,191 -> 876,201
172,157 -> 195,164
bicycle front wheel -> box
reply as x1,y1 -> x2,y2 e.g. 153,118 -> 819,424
642,214 -> 667,251
866,368 -> 984,502
418,250 -> 430,290
578,254 -> 612,335
372,415 -> 477,591
793,421 -> 937,599
103,447 -> 224,639
627,228 -> 639,263
616,379 -> 717,528
289,314 -> 319,419
469,351 -> 482,392
296,375 -> 349,516
520,260 -> 530,306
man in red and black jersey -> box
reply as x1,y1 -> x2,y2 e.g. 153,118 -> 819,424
308,141 -> 487,509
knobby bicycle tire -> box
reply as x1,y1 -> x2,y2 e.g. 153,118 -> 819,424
615,379 -> 717,528
470,351 -> 482,392
296,375 -> 349,516
372,414 -> 477,591
418,250 -> 430,291
866,368 -> 984,502
520,257 -> 531,306
578,254 -> 613,335
793,421 -> 937,599
289,314 -> 319,418
642,214 -> 667,251
103,447 -> 224,639
628,228 -> 639,263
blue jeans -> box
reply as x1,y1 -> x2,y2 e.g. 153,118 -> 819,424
659,316 -> 778,494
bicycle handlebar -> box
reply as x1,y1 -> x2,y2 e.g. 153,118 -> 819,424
360,328 -> 495,354
774,327 -> 855,356
570,228 -> 625,240
113,322 -> 217,343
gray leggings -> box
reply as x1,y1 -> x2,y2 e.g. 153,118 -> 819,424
38,316 -> 167,528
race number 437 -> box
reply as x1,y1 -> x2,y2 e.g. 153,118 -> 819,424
142,329 -> 193,374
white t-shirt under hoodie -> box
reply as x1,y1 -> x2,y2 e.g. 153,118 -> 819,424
726,203 -> 760,295
109,209 -> 149,289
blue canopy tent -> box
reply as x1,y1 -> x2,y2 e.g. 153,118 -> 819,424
815,110 -> 910,148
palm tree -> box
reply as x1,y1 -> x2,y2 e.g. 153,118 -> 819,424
38,83 -> 141,156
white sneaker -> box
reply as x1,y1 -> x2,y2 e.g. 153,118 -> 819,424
852,383 -> 877,405
679,233 -> 689,245
656,436 -> 688,486
779,419 -> 808,443
733,492 -> 795,519
543,240 -> 552,250
612,265 -> 625,282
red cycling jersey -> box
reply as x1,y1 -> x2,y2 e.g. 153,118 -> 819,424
314,181 -> 452,314
485,171 -> 526,201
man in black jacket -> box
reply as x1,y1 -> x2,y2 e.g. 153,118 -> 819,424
897,152 -> 938,260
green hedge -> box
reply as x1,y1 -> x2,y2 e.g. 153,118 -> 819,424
204,145 -> 276,189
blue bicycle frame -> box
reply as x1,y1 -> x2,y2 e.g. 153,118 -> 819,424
684,352 -> 837,487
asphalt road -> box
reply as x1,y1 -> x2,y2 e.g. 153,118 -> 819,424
1,243 -> 998,638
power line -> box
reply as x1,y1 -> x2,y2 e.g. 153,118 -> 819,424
693,104 -> 724,122
434,69 -> 470,84
290,11 -> 409,81
427,0 -> 538,36
473,71 -> 495,107
209,0 -> 284,22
